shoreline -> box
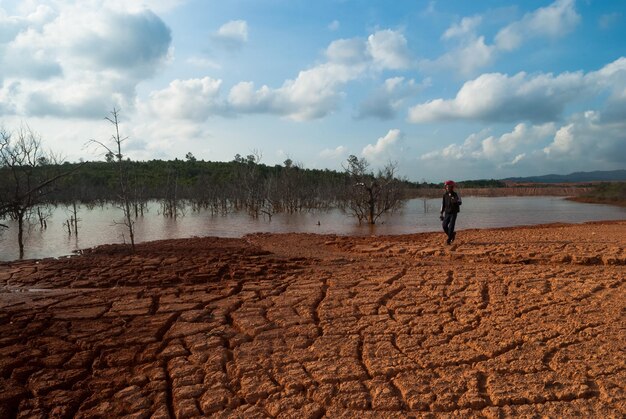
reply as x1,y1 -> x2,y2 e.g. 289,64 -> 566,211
1,218 -> 625,265
566,196 -> 626,207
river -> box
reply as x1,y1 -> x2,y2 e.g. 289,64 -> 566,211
1,196 -> 625,261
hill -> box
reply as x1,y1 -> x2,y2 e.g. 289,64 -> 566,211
503,170 -> 626,183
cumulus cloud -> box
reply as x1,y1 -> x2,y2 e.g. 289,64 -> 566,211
426,1 -> 580,76
0,1 -> 172,119
212,20 -> 248,49
543,111 -> 626,165
366,29 -> 411,70
421,123 -> 556,163
357,77 -> 425,120
319,145 -> 347,159
226,60 -> 356,120
217,29 -> 410,121
408,58 -> 626,124
107,0 -> 187,13
145,77 -> 225,121
422,14 -> 495,76
502,153 -> 526,167
425,36 -> 495,77
362,129 -> 403,161
495,0 -> 580,51
420,108 -> 626,176
442,16 -> 482,40
326,38 -> 368,65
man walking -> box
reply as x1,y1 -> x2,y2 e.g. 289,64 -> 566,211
439,180 -> 462,245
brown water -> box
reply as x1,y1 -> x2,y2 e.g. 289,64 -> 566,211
1,197 -> 624,261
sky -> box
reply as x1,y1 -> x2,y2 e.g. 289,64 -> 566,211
1,0 -> 625,182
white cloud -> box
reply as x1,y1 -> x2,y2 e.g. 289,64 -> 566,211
186,56 -> 221,69
357,77 -> 425,120
366,29 -> 411,70
320,145 -> 347,159
421,123 -> 556,163
222,29 -> 407,121
507,153 -> 526,166
426,1 -> 580,76
495,0 -> 580,51
137,30 -> 418,121
145,77 -> 225,121
103,0 -> 188,13
426,36 -> 495,77
212,20 -> 248,48
362,129 -> 402,160
419,108 -> 626,177
131,31 -> 408,121
0,2 -> 172,118
326,38 -> 368,65
129,118 -> 209,160
442,16 -> 482,40
543,110 -> 626,165
409,58 -> 626,124
422,14 -> 494,76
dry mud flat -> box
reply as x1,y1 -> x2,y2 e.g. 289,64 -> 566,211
0,221 -> 624,418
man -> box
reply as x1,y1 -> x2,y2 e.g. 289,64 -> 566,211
439,180 -> 462,245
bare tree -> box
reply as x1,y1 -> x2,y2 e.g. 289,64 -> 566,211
233,150 -> 269,218
0,124 -> 79,258
87,108 -> 135,250
161,164 -> 185,218
343,155 -> 404,225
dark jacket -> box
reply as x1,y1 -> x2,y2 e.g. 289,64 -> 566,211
441,191 -> 462,214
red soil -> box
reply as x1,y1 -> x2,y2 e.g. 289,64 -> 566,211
1,221 -> 625,417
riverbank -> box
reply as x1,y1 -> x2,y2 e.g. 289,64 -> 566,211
3,196 -> 626,262
567,196 -> 626,207
1,221 -> 624,416
566,182 -> 626,207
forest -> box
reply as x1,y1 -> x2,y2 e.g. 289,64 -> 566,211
0,121 -> 419,256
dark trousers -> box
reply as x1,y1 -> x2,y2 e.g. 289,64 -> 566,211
442,212 -> 458,240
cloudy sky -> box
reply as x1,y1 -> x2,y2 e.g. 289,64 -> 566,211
1,0 -> 625,182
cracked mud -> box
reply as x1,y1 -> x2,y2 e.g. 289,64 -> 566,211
1,221 -> 624,417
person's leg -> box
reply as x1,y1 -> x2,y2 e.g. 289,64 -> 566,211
448,213 -> 457,242
442,213 -> 453,243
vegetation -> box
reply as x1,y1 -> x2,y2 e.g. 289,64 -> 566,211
456,179 -> 506,188
0,125 -> 80,258
2,116 -> 621,259
568,182 -> 626,206
343,155 -> 404,224
0,121 -> 413,257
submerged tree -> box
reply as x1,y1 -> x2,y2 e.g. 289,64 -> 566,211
87,108 -> 136,250
344,155 -> 404,225
0,125 -> 78,258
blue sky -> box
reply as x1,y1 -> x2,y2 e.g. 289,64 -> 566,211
1,0 -> 625,182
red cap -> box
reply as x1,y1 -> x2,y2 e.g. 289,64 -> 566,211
444,180 -> 455,186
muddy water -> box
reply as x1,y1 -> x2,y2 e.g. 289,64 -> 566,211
1,196 -> 625,261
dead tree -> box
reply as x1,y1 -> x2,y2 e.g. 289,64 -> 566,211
87,108 -> 135,250
0,125 -> 79,258
343,155 -> 404,225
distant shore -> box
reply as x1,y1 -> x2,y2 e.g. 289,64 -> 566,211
566,196 -> 626,207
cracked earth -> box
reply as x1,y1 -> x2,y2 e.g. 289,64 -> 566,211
1,221 -> 624,418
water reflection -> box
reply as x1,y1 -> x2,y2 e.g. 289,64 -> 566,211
1,197 -> 624,261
